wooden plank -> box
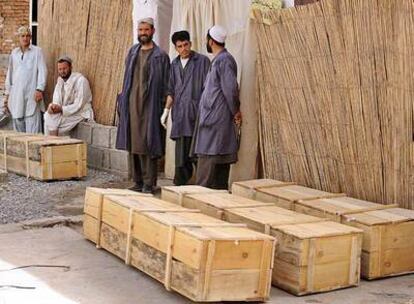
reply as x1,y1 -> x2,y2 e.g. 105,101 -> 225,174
294,196 -> 395,222
161,185 -> 226,206
181,193 -> 272,220
231,179 -> 295,199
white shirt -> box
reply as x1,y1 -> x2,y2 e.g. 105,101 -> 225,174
180,57 -> 189,69
5,45 -> 47,118
52,72 -> 94,120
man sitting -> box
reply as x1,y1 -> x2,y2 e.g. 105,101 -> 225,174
44,55 -> 94,136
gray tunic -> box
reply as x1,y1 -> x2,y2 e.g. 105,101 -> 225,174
168,51 -> 210,139
194,49 -> 240,158
129,48 -> 153,154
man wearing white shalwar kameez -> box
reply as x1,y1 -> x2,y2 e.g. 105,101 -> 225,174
44,56 -> 94,136
4,26 -> 47,133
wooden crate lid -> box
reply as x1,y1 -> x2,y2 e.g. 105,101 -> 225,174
12,136 -> 84,146
296,196 -> 385,214
273,221 -> 362,239
105,195 -> 191,212
162,185 -> 219,194
232,179 -> 290,190
180,226 -> 275,241
229,206 -> 324,226
257,185 -> 337,201
86,187 -> 152,196
186,193 -> 272,209
141,211 -> 226,226
342,208 -> 414,226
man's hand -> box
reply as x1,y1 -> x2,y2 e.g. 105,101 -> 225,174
160,108 -> 170,129
47,104 -> 62,114
34,90 -> 43,103
234,111 -> 242,126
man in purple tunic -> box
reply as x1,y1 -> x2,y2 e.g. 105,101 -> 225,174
193,25 -> 242,189
161,31 -> 210,185
116,18 -> 170,193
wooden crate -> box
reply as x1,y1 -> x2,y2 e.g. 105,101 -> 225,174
271,221 -> 363,295
224,205 -> 325,234
0,131 -> 86,180
161,185 -> 226,205
342,208 -> 414,279
173,192 -> 272,220
254,185 -> 345,210
294,196 -> 398,222
231,179 -> 295,199
83,187 -> 153,243
84,194 -> 275,302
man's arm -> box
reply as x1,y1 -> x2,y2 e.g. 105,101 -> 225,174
4,54 -> 13,111
35,49 -> 47,102
61,77 -> 92,116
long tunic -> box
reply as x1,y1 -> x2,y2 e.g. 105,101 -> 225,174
194,49 -> 240,157
129,48 -> 153,154
5,45 -> 47,118
44,72 -> 94,135
116,43 -> 170,158
167,51 -> 210,139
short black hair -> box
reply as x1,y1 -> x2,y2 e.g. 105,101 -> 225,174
172,31 -> 190,45
57,59 -> 72,66
207,32 -> 225,47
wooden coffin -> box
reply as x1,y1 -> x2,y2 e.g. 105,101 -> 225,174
0,131 -> 86,180
161,185 -> 226,205
83,187 -> 153,243
170,192 -> 272,220
294,196 -> 397,222
231,179 -> 295,199
84,194 -> 275,302
254,184 -> 345,210
342,208 -> 414,279
271,221 -> 363,295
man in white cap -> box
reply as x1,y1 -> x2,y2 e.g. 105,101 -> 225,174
4,26 -> 47,133
44,55 -> 94,136
116,17 -> 170,193
162,30 -> 210,185
193,25 -> 242,189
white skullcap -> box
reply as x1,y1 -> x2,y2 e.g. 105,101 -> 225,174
138,17 -> 155,26
208,25 -> 227,44
17,26 -> 31,36
57,55 -> 73,64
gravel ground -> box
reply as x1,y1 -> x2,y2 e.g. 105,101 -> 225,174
0,169 -> 126,224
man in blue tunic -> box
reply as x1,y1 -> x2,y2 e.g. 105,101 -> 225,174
194,25 -> 242,189
116,18 -> 170,193
161,31 -> 210,185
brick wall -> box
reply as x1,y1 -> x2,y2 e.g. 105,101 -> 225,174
0,0 -> 30,94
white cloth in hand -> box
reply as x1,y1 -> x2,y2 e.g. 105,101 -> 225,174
160,108 -> 170,129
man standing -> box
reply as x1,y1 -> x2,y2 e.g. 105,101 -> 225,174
161,31 -> 210,185
4,26 -> 47,133
116,18 -> 170,193
44,56 -> 94,136
194,25 -> 242,189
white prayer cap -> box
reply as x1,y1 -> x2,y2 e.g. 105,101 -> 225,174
138,17 -> 155,26
208,25 -> 227,44
57,55 -> 73,65
17,26 -> 31,36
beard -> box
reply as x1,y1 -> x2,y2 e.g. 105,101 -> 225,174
59,71 -> 71,81
206,42 -> 213,54
138,34 -> 153,44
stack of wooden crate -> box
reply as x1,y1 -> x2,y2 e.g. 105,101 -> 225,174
232,179 -> 414,280
83,187 -> 275,302
0,130 -> 87,180
161,186 -> 363,296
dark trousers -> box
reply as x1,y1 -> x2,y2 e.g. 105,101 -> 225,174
131,154 -> 158,187
195,156 -> 230,190
174,136 -> 194,185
